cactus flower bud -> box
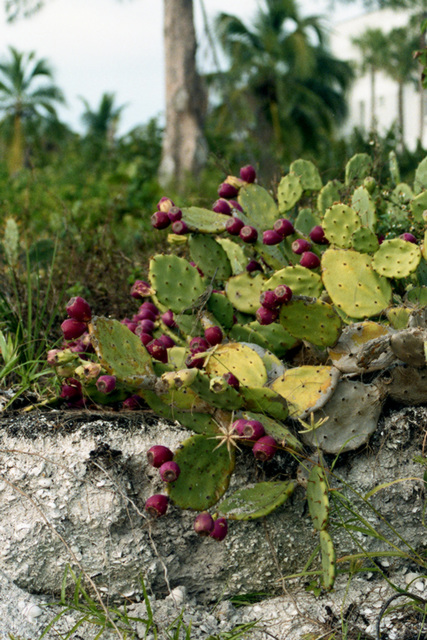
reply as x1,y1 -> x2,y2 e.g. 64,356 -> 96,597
212,198 -> 232,215
145,494 -> 169,517
66,296 -> 91,322
299,251 -> 320,269
47,349 -> 62,366
239,225 -> 258,243
218,182 -> 238,199
292,238 -> 312,255
210,517 -> 228,541
147,445 -> 174,468
130,280 -> 153,299
226,217 -> 245,236
157,196 -> 174,213
159,460 -> 181,482
75,362 -> 102,380
61,318 -> 87,340
210,376 -> 228,393
252,436 -> 277,461
309,225 -> 328,245
239,164 -> 256,183
256,306 -> 278,325
204,326 -> 223,346
96,375 -> 116,394
167,206 -> 182,222
273,218 -> 294,238
263,229 -> 283,245
194,512 -> 214,536
151,210 -> 171,229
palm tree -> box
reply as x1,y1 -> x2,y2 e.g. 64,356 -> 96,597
80,92 -> 126,145
0,46 -> 65,173
209,0 -> 353,170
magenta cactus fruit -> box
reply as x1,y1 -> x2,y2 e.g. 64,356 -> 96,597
218,182 -> 238,199
60,378 -> 82,400
61,318 -> 87,340
190,336 -> 209,352
138,319 -> 155,334
66,296 -> 91,322
135,308 -> 157,322
262,229 -> 283,245
194,511 -> 215,536
232,418 -> 248,436
151,210 -> 171,229
299,251 -> 320,269
122,395 -> 143,410
145,494 -> 169,517
140,332 -> 153,346
210,517 -> 228,541
159,460 -> 181,483
204,326 -> 223,346
256,306 -> 278,325
95,375 -> 116,394
292,238 -> 312,254
253,436 -> 277,461
239,225 -> 258,243
222,372 -> 240,389
273,218 -> 294,238
400,232 -> 417,244
260,289 -> 279,310
161,309 -> 177,328
158,334 -> 175,349
246,259 -> 262,273
147,445 -> 174,468
309,225 -> 328,245
212,198 -> 232,215
225,217 -> 245,236
274,284 -> 292,304
186,353 -> 205,369
239,164 -> 256,183
167,206 -> 183,222
171,220 -> 189,235
140,301 -> 159,316
157,196 -> 174,213
242,420 -> 265,441
130,280 -> 153,299
229,199 -> 243,212
147,339 -> 168,363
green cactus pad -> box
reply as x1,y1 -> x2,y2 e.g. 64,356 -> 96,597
317,180 -> 343,216
319,529 -> 336,591
205,342 -> 268,387
238,183 -> 278,231
149,255 -> 206,314
180,206 -> 229,233
184,370 -> 243,411
243,411 -> 302,452
270,365 -> 340,418
387,307 -> 411,330
157,386 -> 212,412
239,386 -> 289,421
89,317 -> 155,387
393,183 -> 413,202
216,237 -> 248,275
389,150 -> 401,186
322,249 -> 392,319
225,272 -> 266,313
279,297 -> 342,347
414,156 -> 427,193
168,434 -> 235,510
228,323 -> 270,350
290,159 -> 322,192
206,292 -> 234,329
256,239 -> 290,270
218,481 -> 296,520
188,235 -> 231,282
351,186 -> 377,230
323,204 -> 361,249
350,227 -> 379,253
410,190 -> 427,223
406,286 -> 427,306
295,208 -> 322,236
345,153 -> 373,185
264,265 -> 323,298
372,239 -> 421,279
278,172 -> 303,212
306,464 -> 329,531
328,322 -> 392,373
142,390 -> 219,435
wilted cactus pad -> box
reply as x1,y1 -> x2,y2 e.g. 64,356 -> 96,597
218,481 -> 296,520
270,366 -> 340,418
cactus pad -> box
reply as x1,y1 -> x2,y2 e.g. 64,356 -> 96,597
238,183 -> 278,231
328,322 -> 393,373
345,153 -> 373,185
322,249 -> 392,318
205,342 -> 268,387
372,239 -> 421,279
243,411 -> 302,452
168,434 -> 235,510
351,186 -> 377,230
306,463 -> 329,531
295,208 -> 322,236
181,206 -> 229,233
279,297 -> 342,347
351,227 -> 379,253
218,481 -> 296,520
387,307 -> 411,330
414,156 -> 427,193
270,365 -> 340,418
264,265 -> 323,297
185,370 -> 243,410
290,159 -> 322,192
323,204 -> 361,249
225,272 -> 266,313
206,292 -> 235,329
149,255 -> 206,313
319,529 -> 336,591
381,365 -> 427,405
216,237 -> 248,275
142,390 -> 219,435
410,191 -> 427,223
188,235 -> 231,281
317,180 -> 342,215
239,386 -> 289,421
390,328 -> 427,367
278,172 -> 303,212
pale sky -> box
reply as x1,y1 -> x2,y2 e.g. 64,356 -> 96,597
0,0 -> 367,135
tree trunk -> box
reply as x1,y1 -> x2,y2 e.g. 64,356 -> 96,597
9,112 -> 24,175
398,80 -> 405,151
369,65 -> 377,131
159,0 -> 207,188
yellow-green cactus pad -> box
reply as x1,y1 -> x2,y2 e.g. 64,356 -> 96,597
386,307 -> 411,330
345,153 -> 372,185
188,235 -> 231,281
240,387 -> 288,421
205,342 -> 268,387
264,265 -> 323,298
218,481 -> 296,520
278,172 -> 303,212
320,529 -> 336,591
351,186 -> 377,230
142,390 -> 219,436
351,227 -> 379,253
216,237 -> 248,275
270,365 -> 340,418
279,298 -> 342,347
323,204 -> 361,249
322,249 -> 392,319
410,191 -> 427,223
238,183 -> 278,231
290,159 -> 322,192
406,286 -> 427,306
149,254 -> 206,313
181,206 -> 229,233
243,411 -> 302,452
317,180 -> 343,216
225,272 -> 266,313
372,238 -> 421,279
306,464 -> 329,531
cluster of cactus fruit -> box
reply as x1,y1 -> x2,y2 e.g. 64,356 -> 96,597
49,152 -> 427,590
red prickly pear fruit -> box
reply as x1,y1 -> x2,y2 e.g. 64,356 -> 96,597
130,280 -> 153,299
299,251 -> 320,269
194,511 -> 215,536
122,319 -> 138,333
400,232 -> 417,244
222,372 -> 240,389
145,494 -> 169,517
240,164 -> 256,183
273,218 -> 295,238
274,285 -> 292,304
96,375 -> 116,394
226,217 -> 245,236
204,326 -> 223,346
167,206 -> 183,222
135,308 -> 157,322
260,289 -> 279,310
140,332 -> 153,346
292,238 -> 312,254
262,229 -> 283,245
159,460 -> 181,483
242,419 -> 265,441
309,225 -> 328,245
253,436 -> 277,461
239,225 -> 258,243
246,259 -> 262,273
171,220 -> 189,235
186,353 -> 205,369
210,517 -> 228,541
377,234 -> 385,245
140,301 -> 159,316
61,318 -> 87,340
122,394 -> 143,410
232,418 -> 248,436
68,339 -> 88,354
161,309 -> 177,328
256,306 -> 278,325
147,445 -> 174,468
138,319 -> 155,334
147,339 -> 168,363
212,198 -> 232,215
229,199 -> 243,212
190,336 -> 209,352
218,182 -> 238,199
60,378 -> 82,400
157,196 -> 175,213
151,210 -> 171,229
158,334 -> 175,349
66,296 -> 91,322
